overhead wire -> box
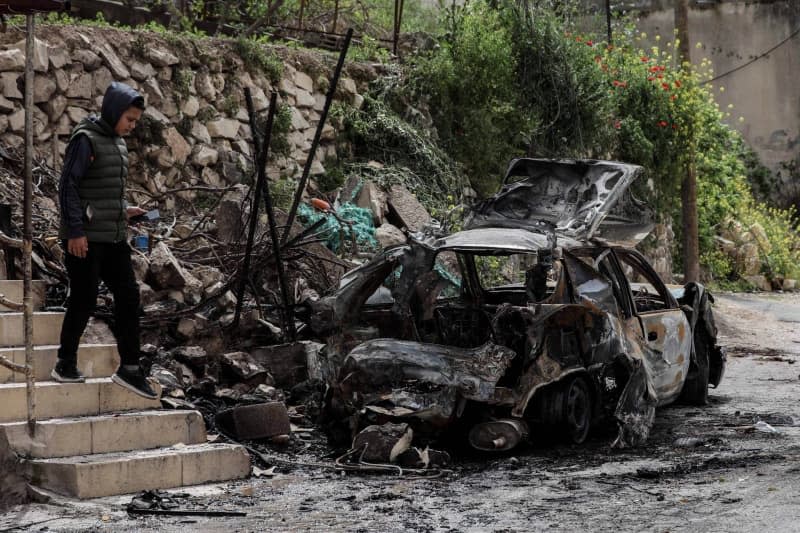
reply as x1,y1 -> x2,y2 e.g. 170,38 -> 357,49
701,24 -> 800,85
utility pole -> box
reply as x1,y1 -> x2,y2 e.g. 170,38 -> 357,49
675,0 -> 699,283
605,0 -> 612,44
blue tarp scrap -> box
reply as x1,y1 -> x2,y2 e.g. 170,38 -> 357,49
298,202 -> 379,254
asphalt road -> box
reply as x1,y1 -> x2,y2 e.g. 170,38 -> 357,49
2,292 -> 800,532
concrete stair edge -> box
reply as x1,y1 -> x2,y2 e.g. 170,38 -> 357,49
1,410 -> 207,458
28,443 -> 252,499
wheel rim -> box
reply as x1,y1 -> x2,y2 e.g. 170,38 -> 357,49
564,377 -> 591,443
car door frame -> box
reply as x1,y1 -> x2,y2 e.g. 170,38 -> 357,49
611,248 -> 692,405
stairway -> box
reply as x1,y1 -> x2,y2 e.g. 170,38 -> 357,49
0,280 -> 251,499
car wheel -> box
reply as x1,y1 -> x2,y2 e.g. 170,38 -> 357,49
562,376 -> 592,444
679,328 -> 711,405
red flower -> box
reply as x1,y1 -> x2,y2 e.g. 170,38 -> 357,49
674,79 -> 682,88
594,55 -> 603,63
672,124 -> 678,130
657,74 -> 664,79
647,76 -> 655,81
586,40 -> 594,46
670,94 -> 677,101
662,83 -> 670,91
658,121 -> 668,128
614,120 -> 621,130
575,36 -> 583,43
641,56 -> 649,62
612,80 -> 628,88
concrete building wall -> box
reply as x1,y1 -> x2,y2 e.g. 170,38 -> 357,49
625,1 -> 800,186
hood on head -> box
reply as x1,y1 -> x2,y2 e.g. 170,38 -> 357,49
465,158 -> 654,247
100,82 -> 144,132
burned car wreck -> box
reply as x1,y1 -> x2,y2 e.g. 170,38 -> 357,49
312,158 -> 726,452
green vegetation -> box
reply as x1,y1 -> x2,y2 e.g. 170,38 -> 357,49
232,37 -> 284,82
378,0 -> 798,284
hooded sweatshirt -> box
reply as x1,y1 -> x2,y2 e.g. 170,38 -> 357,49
58,82 -> 144,243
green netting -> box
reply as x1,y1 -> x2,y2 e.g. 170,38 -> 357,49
298,202 -> 379,254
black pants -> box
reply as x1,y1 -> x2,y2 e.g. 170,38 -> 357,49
58,240 -> 141,367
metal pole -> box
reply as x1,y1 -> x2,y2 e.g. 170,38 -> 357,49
23,13 -> 36,437
297,0 -> 305,31
332,0 -> 339,33
393,0 -> 399,56
283,27 -> 353,243
239,90 -> 296,340
605,0 -> 612,45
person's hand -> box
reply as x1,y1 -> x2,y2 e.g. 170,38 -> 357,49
67,237 -> 88,258
126,206 -> 146,219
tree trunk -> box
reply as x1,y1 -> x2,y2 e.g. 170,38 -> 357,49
675,0 -> 700,283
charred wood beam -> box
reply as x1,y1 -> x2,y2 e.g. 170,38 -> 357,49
282,27 -> 353,243
236,89 -> 296,340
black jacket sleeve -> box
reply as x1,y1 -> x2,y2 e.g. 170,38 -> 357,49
58,135 -> 93,239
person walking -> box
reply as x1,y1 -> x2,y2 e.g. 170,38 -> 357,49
52,81 -> 157,400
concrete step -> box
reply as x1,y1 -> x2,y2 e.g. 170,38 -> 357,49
0,280 -> 45,311
0,312 -> 64,347
29,443 -> 251,499
1,410 -> 206,459
0,378 -> 160,423
0,344 -> 119,384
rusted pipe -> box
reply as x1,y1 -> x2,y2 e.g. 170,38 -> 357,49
0,294 -> 23,311
282,27 -> 353,244
23,12 -> 36,437
0,230 -> 23,249
0,356 -> 27,373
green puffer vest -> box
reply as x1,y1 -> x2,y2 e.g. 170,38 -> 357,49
60,118 -> 129,243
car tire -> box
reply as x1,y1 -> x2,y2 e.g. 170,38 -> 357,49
562,376 -> 592,444
679,328 -> 711,405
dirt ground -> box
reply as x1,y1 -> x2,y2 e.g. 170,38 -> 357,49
2,292 -> 799,533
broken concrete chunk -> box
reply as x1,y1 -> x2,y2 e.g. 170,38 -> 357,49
214,402 -> 291,441
351,423 -> 413,463
387,185 -> 431,232
147,241 -> 188,289
172,345 -> 209,370
251,341 -> 324,388
220,351 -> 270,385
375,223 -> 406,249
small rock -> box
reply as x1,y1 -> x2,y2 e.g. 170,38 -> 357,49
66,72 -> 93,99
182,95 -> 200,117
7,109 -> 24,133
177,317 -> 198,338
0,95 -> 15,113
221,352 -> 268,382
162,127 -> 191,166
130,60 -> 156,81
190,120 -> 212,144
67,106 -> 88,124
92,66 -> 113,97
207,118 -> 241,139
783,279 -> 797,291
340,78 -> 357,95
148,47 -> 179,67
0,49 -> 25,72
295,90 -> 315,109
192,145 -> 218,167
73,49 -> 102,70
48,46 -> 69,70
97,43 -> 130,79
294,71 -> 314,92
375,223 -> 406,248
0,72 -> 22,99
32,77 -> 56,103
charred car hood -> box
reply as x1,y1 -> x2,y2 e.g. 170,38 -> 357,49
464,158 -> 654,246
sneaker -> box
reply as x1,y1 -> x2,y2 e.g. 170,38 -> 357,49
112,366 -> 159,400
51,361 -> 85,383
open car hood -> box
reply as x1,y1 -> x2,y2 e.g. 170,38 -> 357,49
464,158 -> 654,246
